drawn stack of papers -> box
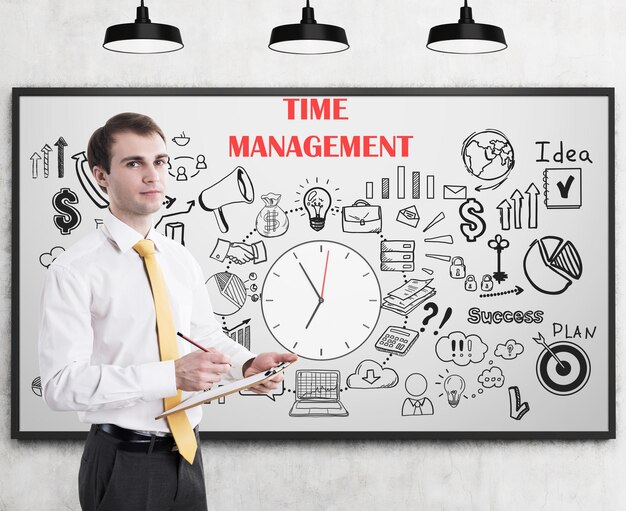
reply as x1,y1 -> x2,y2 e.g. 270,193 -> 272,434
382,279 -> 436,315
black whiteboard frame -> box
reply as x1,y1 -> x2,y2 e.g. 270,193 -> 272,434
11,87 -> 615,441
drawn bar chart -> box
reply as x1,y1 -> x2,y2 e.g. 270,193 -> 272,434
412,171 -> 420,199
366,168 -> 421,200
397,166 -> 405,199
382,178 -> 390,199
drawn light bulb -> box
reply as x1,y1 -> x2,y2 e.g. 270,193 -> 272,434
443,374 -> 465,408
304,187 -> 332,231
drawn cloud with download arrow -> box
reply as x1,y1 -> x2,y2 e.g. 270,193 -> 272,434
347,360 -> 398,389
39,246 -> 65,268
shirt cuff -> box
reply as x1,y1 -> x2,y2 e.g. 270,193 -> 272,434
209,239 -> 231,262
229,352 -> 257,381
136,360 -> 178,401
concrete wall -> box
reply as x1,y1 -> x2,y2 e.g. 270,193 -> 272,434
1,1 -> 623,509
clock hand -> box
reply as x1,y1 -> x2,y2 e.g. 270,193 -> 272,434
305,300 -> 322,329
299,262 -> 321,299
320,250 -> 330,299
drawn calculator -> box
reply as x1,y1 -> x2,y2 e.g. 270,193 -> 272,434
374,326 -> 420,356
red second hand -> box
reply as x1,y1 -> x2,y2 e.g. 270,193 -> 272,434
320,250 -> 330,299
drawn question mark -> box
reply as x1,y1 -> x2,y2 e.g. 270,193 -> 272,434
506,340 -> 515,356
421,302 -> 439,332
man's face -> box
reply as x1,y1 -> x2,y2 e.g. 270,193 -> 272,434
93,131 -> 168,223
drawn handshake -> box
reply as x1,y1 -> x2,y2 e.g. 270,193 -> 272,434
210,238 -> 267,265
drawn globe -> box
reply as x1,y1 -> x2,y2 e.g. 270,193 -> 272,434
206,272 -> 247,316
461,129 -> 514,182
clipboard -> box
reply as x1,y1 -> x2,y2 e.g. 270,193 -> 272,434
155,361 -> 294,420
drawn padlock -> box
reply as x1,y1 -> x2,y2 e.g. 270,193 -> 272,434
465,274 -> 477,291
481,274 -> 494,292
449,256 -> 466,279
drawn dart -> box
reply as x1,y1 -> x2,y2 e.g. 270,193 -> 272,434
532,333 -> 564,369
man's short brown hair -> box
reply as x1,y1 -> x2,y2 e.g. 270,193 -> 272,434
87,112 -> 166,174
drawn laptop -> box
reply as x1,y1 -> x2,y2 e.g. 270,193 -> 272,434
289,370 -> 349,417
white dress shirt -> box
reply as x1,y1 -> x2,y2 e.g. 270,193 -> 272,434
38,209 -> 255,432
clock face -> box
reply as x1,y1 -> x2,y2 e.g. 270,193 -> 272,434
261,240 -> 381,360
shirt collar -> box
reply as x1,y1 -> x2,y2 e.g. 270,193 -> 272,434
102,209 -> 165,253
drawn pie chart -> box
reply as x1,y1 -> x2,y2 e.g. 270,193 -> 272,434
206,272 -> 247,316
536,341 -> 590,396
523,236 -> 583,295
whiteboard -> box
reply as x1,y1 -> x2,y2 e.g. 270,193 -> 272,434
12,88 -> 614,439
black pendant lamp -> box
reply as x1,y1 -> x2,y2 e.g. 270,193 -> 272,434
269,0 -> 349,55
103,1 -> 183,54
427,1 -> 506,54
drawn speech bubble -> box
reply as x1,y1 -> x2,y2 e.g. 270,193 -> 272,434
495,339 -> 524,360
478,366 -> 505,388
436,331 -> 487,366
239,380 -> 285,401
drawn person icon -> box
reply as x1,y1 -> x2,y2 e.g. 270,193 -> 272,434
196,154 -> 207,170
401,373 -> 434,416
176,165 -> 188,181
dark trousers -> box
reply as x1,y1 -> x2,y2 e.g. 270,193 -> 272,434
79,425 -> 208,511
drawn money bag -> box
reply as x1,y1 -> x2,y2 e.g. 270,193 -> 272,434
256,192 -> 289,238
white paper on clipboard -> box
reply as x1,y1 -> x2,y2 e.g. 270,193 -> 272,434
155,361 -> 294,420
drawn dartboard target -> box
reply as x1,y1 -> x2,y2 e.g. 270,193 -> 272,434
536,341 -> 590,396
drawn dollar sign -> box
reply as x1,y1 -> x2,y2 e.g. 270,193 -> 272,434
459,198 -> 486,242
263,210 -> 280,233
52,187 -> 81,235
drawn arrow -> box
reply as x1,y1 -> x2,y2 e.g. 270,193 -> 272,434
164,195 -> 177,209
510,189 -> 523,229
479,285 -> 524,298
41,144 -> 52,178
155,200 -> 196,229
362,369 -> 380,385
72,151 -> 109,209
474,176 -> 509,192
525,182 -> 540,229
54,136 -> 68,178
30,152 -> 41,179
497,199 -> 511,230
532,332 -> 564,368
222,318 -> 251,334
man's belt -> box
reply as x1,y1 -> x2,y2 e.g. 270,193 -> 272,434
96,423 -> 182,453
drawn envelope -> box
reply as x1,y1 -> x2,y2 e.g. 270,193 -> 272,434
443,185 -> 467,200
396,205 -> 420,228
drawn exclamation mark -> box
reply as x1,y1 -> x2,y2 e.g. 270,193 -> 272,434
451,339 -> 456,357
436,307 -> 453,335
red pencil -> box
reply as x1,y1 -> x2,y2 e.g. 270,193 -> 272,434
176,331 -> 210,352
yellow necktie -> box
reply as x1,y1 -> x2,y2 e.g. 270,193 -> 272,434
133,239 -> 197,464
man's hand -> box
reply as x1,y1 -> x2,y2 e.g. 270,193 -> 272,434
174,349 -> 232,392
227,243 -> 255,264
243,352 -> 298,394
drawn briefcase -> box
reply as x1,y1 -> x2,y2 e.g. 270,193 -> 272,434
342,200 -> 382,233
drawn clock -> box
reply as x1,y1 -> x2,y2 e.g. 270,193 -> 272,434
261,240 -> 381,360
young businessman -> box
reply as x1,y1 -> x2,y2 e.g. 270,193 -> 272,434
38,112 -> 297,511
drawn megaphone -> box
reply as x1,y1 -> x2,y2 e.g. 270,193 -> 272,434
198,166 -> 255,233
